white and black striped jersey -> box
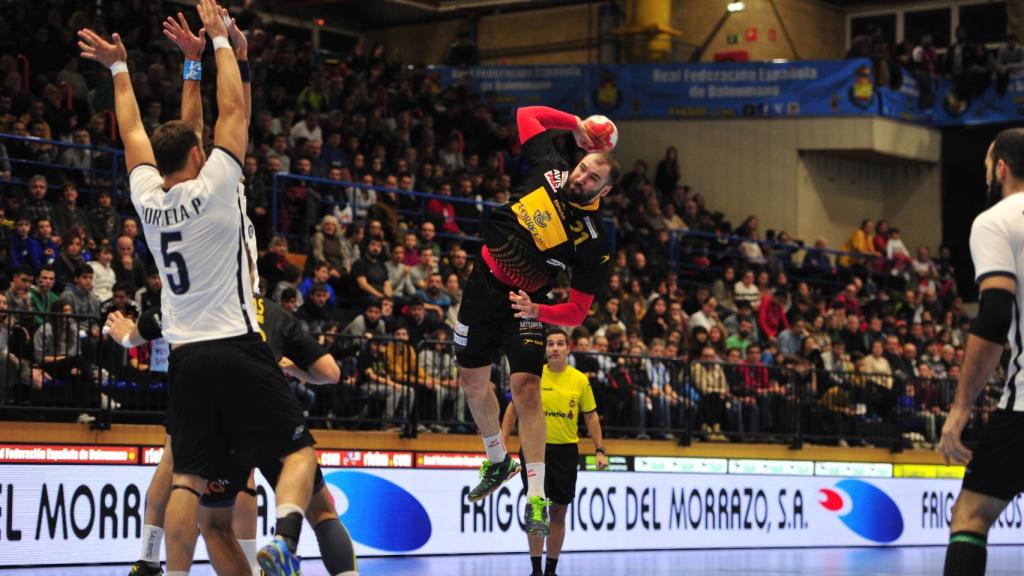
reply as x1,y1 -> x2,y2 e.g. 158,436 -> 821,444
970,193 -> 1024,411
129,148 -> 257,344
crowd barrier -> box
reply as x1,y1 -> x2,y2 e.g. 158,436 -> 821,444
0,311 -> 989,452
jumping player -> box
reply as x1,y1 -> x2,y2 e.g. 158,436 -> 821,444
456,105 -> 619,535
78,2 -> 316,573
502,329 -> 608,576
940,128 -> 1024,576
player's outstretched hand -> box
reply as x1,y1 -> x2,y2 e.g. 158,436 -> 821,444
938,405 -> 973,466
78,29 -> 127,67
219,6 -> 247,56
510,290 -> 540,320
163,12 -> 206,60
573,116 -> 597,151
196,0 -> 229,40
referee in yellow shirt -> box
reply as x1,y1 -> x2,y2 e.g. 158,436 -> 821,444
502,328 -> 608,576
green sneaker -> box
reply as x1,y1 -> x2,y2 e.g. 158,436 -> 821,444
468,454 -> 520,502
524,495 -> 552,536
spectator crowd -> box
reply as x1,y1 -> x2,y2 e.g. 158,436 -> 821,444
0,1 -> 992,448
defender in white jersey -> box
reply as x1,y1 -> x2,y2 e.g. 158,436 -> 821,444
78,3 -> 316,575
939,128 -> 1024,576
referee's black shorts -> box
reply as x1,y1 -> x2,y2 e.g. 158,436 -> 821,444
455,264 -> 546,377
168,333 -> 315,480
520,443 -> 579,506
962,409 -> 1024,501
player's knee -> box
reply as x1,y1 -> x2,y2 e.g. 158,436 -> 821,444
511,380 -> 540,405
951,496 -> 997,534
200,507 -> 234,531
459,367 -> 489,391
550,504 -> 568,525
306,490 -> 338,526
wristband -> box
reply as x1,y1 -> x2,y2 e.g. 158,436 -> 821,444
183,60 -> 202,81
109,61 -> 128,77
595,447 -> 607,455
121,333 -> 134,348
211,35 -> 231,51
237,60 -> 250,83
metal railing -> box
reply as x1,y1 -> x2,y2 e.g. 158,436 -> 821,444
0,133 -> 127,205
0,312 -> 989,450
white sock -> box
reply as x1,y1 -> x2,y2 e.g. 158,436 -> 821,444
167,572 -> 188,576
482,432 -> 507,463
140,524 -> 163,564
277,503 -> 305,518
526,462 -> 546,498
238,539 -> 258,574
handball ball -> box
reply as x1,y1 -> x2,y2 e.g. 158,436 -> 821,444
582,115 -> 618,152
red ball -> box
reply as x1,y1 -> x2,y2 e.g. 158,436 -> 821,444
582,115 -> 618,152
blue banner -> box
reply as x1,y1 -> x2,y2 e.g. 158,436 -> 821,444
437,65 -> 591,122
435,61 -> 1024,127
591,60 -> 878,119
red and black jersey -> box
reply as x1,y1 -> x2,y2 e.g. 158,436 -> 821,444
481,125 -> 611,297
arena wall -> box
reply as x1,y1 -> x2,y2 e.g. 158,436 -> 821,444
616,117 -> 942,252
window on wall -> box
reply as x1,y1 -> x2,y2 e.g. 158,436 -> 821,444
904,8 -> 951,48
850,14 -> 897,47
959,2 -> 1008,44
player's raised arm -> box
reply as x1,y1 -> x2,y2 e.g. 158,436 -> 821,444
163,12 -> 206,141
78,29 -> 155,173
196,0 -> 246,164
516,106 -> 594,149
220,7 -> 251,130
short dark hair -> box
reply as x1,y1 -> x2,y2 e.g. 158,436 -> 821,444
151,120 -> 200,175
281,288 -> 298,301
992,128 -> 1024,180
546,327 -> 569,342
74,265 -> 93,278
310,282 -> 328,295
112,282 -> 131,295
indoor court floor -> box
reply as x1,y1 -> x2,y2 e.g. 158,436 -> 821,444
2,546 -> 1023,575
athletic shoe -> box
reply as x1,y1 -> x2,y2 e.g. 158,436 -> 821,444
468,454 -> 520,502
128,561 -> 163,576
524,495 -> 552,536
257,538 -> 302,576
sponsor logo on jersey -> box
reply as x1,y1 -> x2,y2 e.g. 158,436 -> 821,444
512,188 -> 568,251
546,258 -> 567,271
543,169 -> 568,191
519,320 -> 544,332
533,210 -> 551,228
544,409 -> 575,420
819,479 -> 903,543
453,321 -> 469,347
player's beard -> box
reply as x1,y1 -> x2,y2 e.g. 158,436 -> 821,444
562,180 -> 598,205
988,164 -> 1004,207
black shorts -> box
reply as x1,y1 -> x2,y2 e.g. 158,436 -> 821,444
455,264 -> 546,377
201,460 -> 327,507
168,333 -> 315,480
962,410 -> 1024,501
520,443 -> 579,505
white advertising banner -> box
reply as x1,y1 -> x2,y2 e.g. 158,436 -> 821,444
2,464 -> 1024,566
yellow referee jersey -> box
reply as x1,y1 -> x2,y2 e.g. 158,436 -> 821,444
541,364 -> 597,445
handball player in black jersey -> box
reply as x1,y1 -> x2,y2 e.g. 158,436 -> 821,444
456,106 -> 619,535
